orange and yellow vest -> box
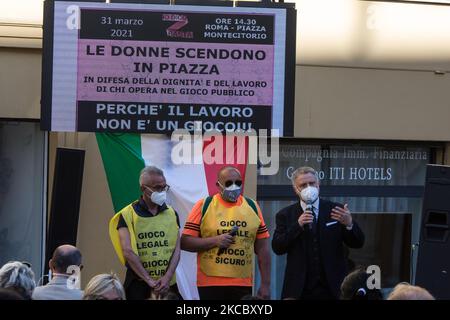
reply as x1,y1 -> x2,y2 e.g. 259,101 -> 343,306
199,195 -> 261,278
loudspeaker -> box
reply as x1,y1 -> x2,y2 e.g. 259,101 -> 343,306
45,148 -> 85,277
415,164 -> 450,299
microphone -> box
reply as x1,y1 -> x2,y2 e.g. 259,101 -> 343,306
217,226 -> 239,256
305,200 -> 313,230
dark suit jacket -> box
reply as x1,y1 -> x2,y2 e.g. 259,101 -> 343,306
272,199 -> 364,299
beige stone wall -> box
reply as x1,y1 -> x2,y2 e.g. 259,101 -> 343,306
294,65 -> 450,141
0,48 -> 41,119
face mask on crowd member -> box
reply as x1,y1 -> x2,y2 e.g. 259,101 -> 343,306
144,186 -> 168,206
294,171 -> 320,204
217,167 -> 243,203
151,190 -> 167,206
300,185 -> 319,203
218,180 -> 242,202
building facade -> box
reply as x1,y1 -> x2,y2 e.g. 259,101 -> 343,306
1,0 -> 450,298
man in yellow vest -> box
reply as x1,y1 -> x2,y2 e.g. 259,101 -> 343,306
181,166 -> 271,300
109,166 -> 181,300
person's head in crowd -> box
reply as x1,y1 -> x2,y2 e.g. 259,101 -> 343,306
49,244 -> 82,276
83,273 -> 125,300
0,261 -> 36,299
291,166 -> 320,202
216,166 -> 242,203
387,283 -> 434,300
139,166 -> 169,207
0,287 -> 25,300
340,267 -> 382,300
32,245 -> 83,300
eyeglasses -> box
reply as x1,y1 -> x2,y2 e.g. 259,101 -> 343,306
143,185 -> 170,193
223,180 -> 242,188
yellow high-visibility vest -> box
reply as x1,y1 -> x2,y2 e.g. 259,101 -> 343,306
199,195 -> 260,278
109,203 -> 179,285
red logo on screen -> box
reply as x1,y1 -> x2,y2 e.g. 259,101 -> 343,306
162,14 -> 194,39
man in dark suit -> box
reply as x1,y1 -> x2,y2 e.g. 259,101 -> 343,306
272,166 -> 364,300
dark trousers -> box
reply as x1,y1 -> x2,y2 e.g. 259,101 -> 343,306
198,286 -> 252,300
124,269 -> 182,300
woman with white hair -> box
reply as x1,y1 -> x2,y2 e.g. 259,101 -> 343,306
387,283 -> 435,300
83,273 -> 126,300
0,261 -> 36,299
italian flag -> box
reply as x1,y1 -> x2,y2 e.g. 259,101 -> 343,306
96,133 -> 249,299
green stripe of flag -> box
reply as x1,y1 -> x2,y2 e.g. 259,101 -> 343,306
96,133 -> 145,213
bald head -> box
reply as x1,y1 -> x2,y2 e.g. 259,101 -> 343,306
50,245 -> 82,274
216,166 -> 243,200
217,166 -> 241,181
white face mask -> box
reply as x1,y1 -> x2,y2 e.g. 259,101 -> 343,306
300,185 -> 319,204
150,191 -> 166,206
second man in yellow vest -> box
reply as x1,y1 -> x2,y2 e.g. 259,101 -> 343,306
181,166 -> 271,300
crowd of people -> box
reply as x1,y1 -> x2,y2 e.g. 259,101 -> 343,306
0,245 -> 178,300
0,256 -> 434,300
0,165 -> 437,300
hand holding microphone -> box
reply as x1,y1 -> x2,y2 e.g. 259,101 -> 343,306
297,184 -> 318,230
217,226 -> 239,256
305,201 -> 314,230
298,203 -> 314,229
